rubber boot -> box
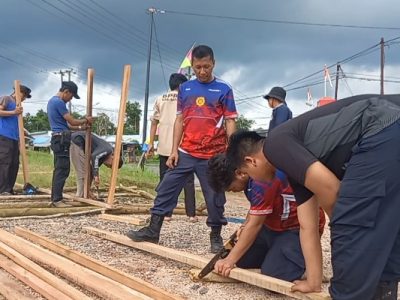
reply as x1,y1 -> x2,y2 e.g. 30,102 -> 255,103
127,214 -> 164,243
210,226 -> 223,253
373,281 -> 398,300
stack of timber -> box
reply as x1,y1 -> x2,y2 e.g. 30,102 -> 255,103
0,227 -> 180,300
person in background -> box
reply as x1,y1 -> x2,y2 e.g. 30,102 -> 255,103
70,131 -> 123,198
263,86 -> 292,131
147,73 -> 197,222
47,81 -> 93,207
0,85 -> 32,195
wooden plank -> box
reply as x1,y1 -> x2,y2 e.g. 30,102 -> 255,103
0,206 -> 99,218
0,195 -> 52,200
107,65 -> 131,205
0,242 -> 86,300
0,202 -> 87,209
84,227 -> 331,300
14,80 -> 29,184
0,268 -> 33,300
0,229 -> 151,300
99,214 -> 147,225
15,227 -> 181,300
0,255 -> 72,300
13,183 -> 110,208
84,68 -> 94,199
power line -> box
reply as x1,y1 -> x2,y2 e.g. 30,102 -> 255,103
164,10 -> 400,31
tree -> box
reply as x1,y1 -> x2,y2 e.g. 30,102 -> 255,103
236,115 -> 255,131
92,113 -> 116,136
23,109 -> 51,132
124,101 -> 142,135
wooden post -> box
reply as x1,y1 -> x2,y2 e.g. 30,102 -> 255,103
14,80 -> 29,184
84,68 -> 94,198
107,65 -> 131,205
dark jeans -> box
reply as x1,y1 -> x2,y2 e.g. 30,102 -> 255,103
151,151 -> 226,227
330,121 -> 400,300
159,155 -> 196,217
0,136 -> 19,194
237,226 -> 305,282
50,132 -> 71,202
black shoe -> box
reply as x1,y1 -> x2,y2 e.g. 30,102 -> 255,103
373,281 -> 398,300
210,226 -> 223,253
127,214 -> 164,243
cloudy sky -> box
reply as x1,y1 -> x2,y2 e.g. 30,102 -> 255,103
2,0 -> 400,134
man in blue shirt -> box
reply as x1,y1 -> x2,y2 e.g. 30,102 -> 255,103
264,87 -> 292,131
0,85 -> 32,194
47,81 -> 93,207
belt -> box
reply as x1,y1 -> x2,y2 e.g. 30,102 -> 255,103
52,132 -> 63,136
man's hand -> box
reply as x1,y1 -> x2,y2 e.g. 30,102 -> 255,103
85,116 -> 94,124
14,106 -> 23,115
94,176 -> 100,187
146,144 -> 154,159
214,258 -> 236,277
166,151 -> 179,168
291,279 -> 322,293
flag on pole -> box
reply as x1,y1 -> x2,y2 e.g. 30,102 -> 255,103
324,65 -> 333,88
306,88 -> 313,106
178,43 -> 195,74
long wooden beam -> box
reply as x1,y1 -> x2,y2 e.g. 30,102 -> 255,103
107,65 -> 131,205
0,254 -> 72,300
84,68 -> 94,198
0,206 -> 99,218
15,227 -> 181,300
0,229 -> 151,300
0,241 -> 88,300
0,268 -> 33,300
84,227 -> 331,300
14,80 -> 29,184
99,214 -> 147,225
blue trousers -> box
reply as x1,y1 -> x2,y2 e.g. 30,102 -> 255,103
330,121 -> 400,300
151,151 -> 227,227
237,226 -> 305,282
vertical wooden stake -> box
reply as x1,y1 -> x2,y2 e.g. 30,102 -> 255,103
107,65 -> 131,205
14,80 -> 29,185
84,69 -> 94,198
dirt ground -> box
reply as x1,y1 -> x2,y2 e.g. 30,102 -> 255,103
0,191 -> 338,299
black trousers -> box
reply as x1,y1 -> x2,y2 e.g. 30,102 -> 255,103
0,136 -> 19,194
50,133 -> 71,202
159,155 -> 196,217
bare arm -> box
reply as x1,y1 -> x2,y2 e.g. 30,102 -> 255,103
215,214 -> 265,277
166,114 -> 183,168
63,113 -> 94,128
225,118 -> 236,138
147,119 -> 159,156
292,161 -> 340,292
0,104 -> 22,116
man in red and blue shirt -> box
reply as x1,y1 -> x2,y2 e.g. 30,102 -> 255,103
208,153 -> 325,281
128,45 -> 237,253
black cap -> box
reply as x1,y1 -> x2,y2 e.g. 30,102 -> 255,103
62,81 -> 80,99
263,86 -> 286,103
14,85 -> 32,98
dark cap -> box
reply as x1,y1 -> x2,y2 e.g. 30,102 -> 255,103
263,86 -> 286,103
14,85 -> 32,98
61,81 -> 80,99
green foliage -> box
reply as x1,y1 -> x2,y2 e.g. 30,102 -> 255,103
92,112 -> 116,136
124,101 -> 142,135
24,109 -> 50,132
236,115 -> 255,131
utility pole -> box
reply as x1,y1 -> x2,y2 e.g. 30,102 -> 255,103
380,37 -> 385,95
54,68 -> 76,113
142,7 -> 165,146
335,63 -> 340,100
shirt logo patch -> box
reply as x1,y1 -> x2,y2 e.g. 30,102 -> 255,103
208,89 -> 221,92
196,97 -> 206,106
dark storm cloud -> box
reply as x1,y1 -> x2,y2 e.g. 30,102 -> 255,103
1,0 -> 400,126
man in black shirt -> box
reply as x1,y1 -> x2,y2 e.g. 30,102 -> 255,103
226,94 -> 400,300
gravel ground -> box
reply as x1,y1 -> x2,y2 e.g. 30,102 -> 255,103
0,192 -> 336,300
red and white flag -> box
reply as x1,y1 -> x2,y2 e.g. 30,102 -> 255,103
324,65 -> 333,88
